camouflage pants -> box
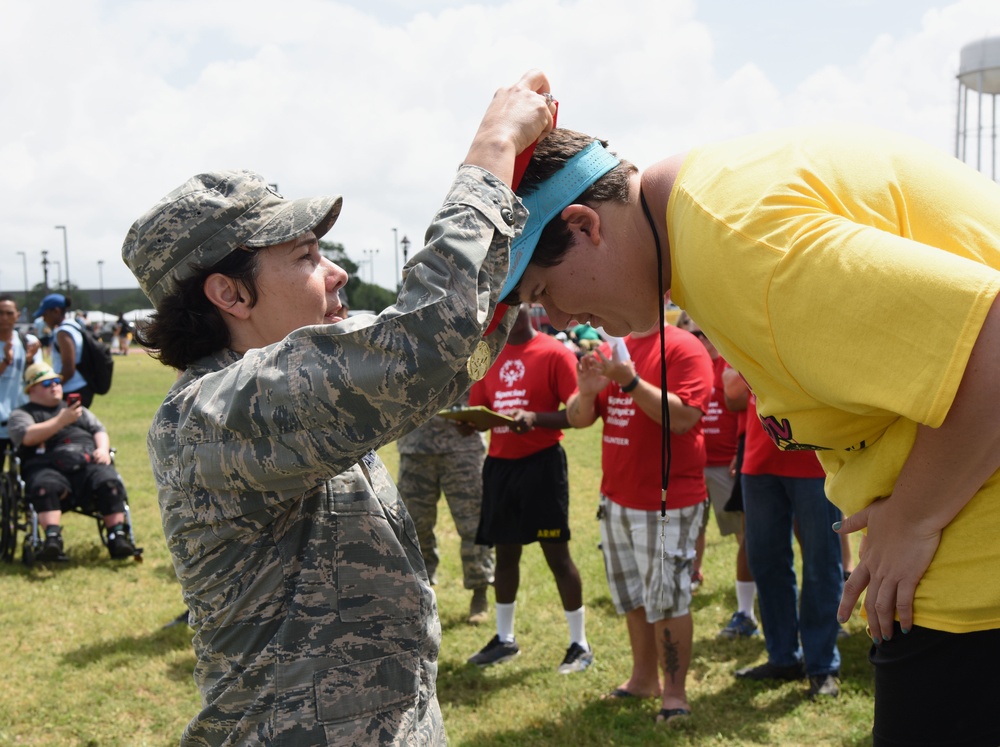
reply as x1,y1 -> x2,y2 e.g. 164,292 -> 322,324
398,451 -> 494,590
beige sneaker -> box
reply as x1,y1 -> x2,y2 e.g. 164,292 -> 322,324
467,587 -> 489,625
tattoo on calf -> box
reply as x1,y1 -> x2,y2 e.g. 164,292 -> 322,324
661,627 -> 681,682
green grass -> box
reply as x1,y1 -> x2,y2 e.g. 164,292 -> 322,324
0,353 -> 874,746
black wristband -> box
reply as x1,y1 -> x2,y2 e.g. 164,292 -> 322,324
621,375 -> 641,393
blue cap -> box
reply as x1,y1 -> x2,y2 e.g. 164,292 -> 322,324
33,293 -> 67,319
500,141 -> 620,299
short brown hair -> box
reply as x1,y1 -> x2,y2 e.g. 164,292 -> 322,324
505,129 -> 636,302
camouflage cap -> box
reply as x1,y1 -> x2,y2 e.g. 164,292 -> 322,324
122,170 -> 343,309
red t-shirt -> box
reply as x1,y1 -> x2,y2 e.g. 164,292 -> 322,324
469,332 -> 578,460
595,325 -> 713,511
742,397 -> 825,478
703,355 -> 740,467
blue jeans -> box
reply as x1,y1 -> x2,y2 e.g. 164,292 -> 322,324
743,473 -> 843,676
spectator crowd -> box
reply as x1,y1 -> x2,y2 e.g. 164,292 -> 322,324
397,300 -> 853,730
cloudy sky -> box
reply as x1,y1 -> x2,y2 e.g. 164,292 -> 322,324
3,0 -> 1000,297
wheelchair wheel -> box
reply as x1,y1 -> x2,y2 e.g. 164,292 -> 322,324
0,472 -> 15,563
21,536 -> 34,567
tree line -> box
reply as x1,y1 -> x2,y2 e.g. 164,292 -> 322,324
13,240 -> 397,320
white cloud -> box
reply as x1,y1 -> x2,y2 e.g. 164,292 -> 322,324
1,0 -> 999,294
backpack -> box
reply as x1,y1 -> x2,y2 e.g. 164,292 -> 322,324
61,320 -> 114,395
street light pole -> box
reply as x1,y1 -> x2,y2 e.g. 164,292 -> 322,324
41,251 -> 50,294
98,260 -> 105,308
363,249 -> 379,284
16,250 -> 28,308
54,225 -> 69,291
400,235 -> 411,266
393,228 -> 400,291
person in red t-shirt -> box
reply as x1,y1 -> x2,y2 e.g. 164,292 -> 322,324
567,321 -> 712,725
677,312 -> 758,639
465,305 -> 592,674
732,391 -> 844,699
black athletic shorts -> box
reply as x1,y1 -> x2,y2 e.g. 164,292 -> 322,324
476,443 -> 571,546
24,464 -> 125,515
871,623 -> 1000,746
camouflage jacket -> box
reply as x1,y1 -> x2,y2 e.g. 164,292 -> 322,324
148,166 -> 521,746
396,392 -> 486,456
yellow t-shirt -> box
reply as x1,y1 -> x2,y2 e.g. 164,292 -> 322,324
668,125 -> 1000,633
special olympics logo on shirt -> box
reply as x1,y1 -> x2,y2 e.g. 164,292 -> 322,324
499,359 -> 525,388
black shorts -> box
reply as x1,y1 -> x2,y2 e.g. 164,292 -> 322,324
871,623 -> 1000,746
476,443 -> 571,546
24,464 -> 125,516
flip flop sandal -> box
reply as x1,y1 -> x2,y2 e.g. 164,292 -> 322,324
654,708 -> 691,725
603,688 -> 639,700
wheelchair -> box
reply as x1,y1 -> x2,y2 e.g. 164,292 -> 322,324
0,446 -> 143,566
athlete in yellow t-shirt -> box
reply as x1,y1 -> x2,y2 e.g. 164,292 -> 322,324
501,124 -> 1000,746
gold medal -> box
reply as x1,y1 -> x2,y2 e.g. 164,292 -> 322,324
467,340 -> 491,380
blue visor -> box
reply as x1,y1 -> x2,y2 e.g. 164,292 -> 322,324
500,141 -> 620,299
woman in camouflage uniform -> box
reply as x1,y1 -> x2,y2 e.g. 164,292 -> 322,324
122,71 -> 556,746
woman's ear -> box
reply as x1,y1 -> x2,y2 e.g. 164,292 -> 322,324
203,273 -> 251,320
560,204 -> 602,246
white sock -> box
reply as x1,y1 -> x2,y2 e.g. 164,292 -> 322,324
736,581 -> 757,621
564,606 -> 588,649
496,602 -> 516,643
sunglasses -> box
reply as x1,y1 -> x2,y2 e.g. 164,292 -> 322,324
39,379 -> 61,388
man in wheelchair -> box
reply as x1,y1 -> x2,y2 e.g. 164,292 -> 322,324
8,363 -> 136,561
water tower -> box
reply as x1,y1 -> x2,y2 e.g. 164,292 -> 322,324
956,36 -> 1000,180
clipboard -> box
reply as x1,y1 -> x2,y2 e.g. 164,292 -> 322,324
437,406 -> 515,430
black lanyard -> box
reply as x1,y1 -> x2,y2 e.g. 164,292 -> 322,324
640,188 -> 671,518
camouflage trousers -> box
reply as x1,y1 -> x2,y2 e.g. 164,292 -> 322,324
398,451 -> 494,590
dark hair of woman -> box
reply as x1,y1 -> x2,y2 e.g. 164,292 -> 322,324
135,249 -> 261,371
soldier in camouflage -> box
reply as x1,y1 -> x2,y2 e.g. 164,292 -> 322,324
397,392 -> 493,624
121,70 -> 556,746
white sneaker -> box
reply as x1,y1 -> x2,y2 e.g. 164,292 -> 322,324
468,635 -> 520,667
557,642 -> 594,674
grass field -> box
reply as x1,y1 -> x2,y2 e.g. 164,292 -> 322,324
0,352 -> 875,746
